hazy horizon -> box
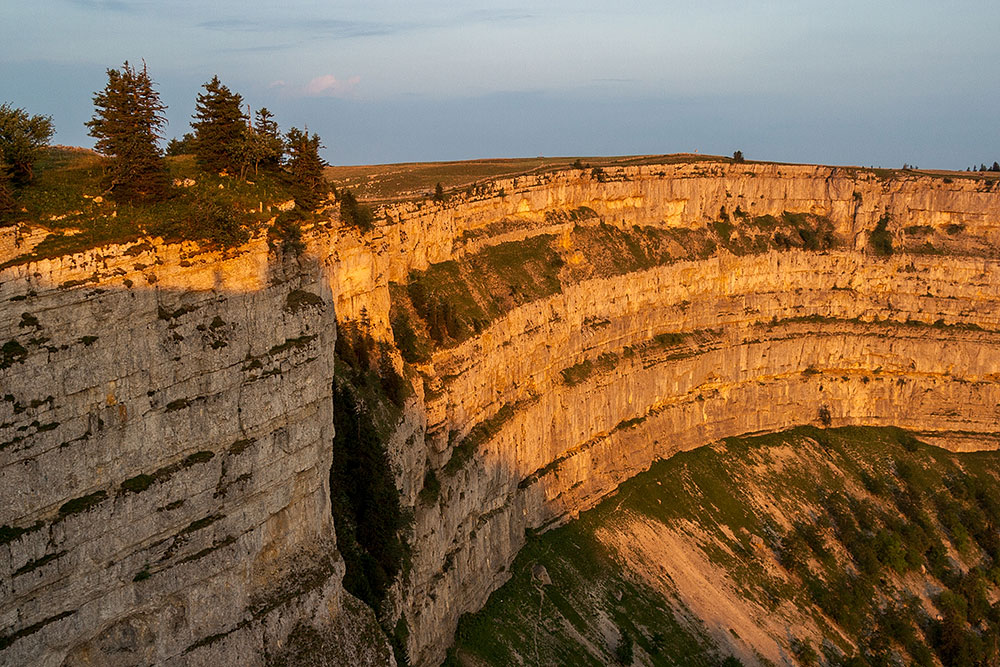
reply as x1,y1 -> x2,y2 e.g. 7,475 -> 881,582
3,1 -> 998,169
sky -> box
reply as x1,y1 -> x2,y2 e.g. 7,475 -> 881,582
2,0 -> 999,168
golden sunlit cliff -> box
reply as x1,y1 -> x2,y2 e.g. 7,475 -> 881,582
2,160 -> 1000,665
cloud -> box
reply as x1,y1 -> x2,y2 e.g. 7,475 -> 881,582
304,74 -> 361,97
198,18 -> 410,39
197,10 -> 534,41
64,0 -> 140,12
458,9 -> 534,24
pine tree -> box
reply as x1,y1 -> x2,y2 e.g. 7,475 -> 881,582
0,103 -> 54,185
233,108 -> 284,178
191,76 -> 246,174
86,61 -> 168,202
165,132 -> 194,156
285,126 -> 326,210
253,107 -> 284,171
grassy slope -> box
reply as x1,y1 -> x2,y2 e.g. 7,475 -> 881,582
446,427 -> 1000,666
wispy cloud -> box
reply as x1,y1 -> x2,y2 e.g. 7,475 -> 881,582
459,9 -> 534,24
198,9 -> 535,40
199,18 -> 414,39
64,0 -> 143,12
305,74 -> 361,97
270,74 -> 361,98
221,43 -> 295,54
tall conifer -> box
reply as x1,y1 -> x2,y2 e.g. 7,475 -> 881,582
253,107 -> 284,171
86,61 -> 168,202
191,76 -> 246,174
285,127 -> 326,210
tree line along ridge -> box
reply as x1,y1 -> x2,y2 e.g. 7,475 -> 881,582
0,61 -> 343,251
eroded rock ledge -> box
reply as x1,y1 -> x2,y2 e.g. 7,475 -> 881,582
2,160 -> 999,666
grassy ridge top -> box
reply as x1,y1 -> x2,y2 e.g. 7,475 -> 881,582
326,154 -> 1000,203
1,146 -> 305,267
325,153 -> 723,202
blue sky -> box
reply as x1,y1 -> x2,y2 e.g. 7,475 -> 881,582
2,1 -> 998,167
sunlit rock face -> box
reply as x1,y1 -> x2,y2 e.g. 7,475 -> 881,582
2,161 -> 999,666
316,162 -> 1000,665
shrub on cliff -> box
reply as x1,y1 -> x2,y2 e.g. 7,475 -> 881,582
148,194 -> 249,247
268,210 -> 305,255
390,311 -> 427,363
869,214 -> 894,257
339,188 -> 373,231
0,103 -> 54,185
330,323 -> 411,611
0,155 -> 13,217
86,61 -> 169,202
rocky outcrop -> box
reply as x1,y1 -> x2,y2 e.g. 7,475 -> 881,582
2,160 -> 999,666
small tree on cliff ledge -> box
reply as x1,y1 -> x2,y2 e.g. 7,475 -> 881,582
86,61 -> 168,202
285,127 -> 326,210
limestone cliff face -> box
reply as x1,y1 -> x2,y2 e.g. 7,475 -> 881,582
2,160 -> 999,667
315,162 -> 1000,665
0,239 -> 391,666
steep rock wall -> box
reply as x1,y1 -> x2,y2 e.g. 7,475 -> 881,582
2,160 -> 1000,666
0,239 -> 391,666
311,162 -> 1000,665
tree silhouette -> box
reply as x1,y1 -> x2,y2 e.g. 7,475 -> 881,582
165,133 -> 194,156
285,127 -> 326,210
86,61 -> 168,202
252,108 -> 284,171
0,103 -> 54,185
191,76 -> 246,174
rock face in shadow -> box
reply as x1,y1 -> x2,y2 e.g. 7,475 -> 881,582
0,239 -> 391,666
2,160 -> 999,666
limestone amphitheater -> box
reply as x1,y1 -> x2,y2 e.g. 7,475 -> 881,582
3,159 -> 1000,665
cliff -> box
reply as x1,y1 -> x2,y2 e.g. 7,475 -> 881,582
0,239 -> 391,666
2,160 -> 999,665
